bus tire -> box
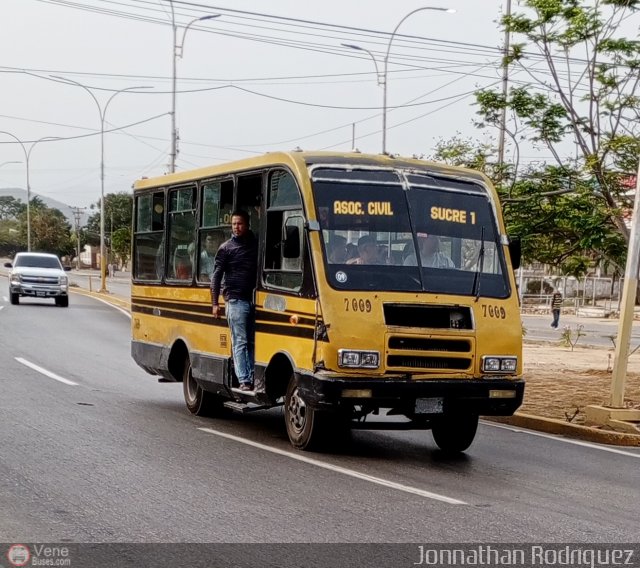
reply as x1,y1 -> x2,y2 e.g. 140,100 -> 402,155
284,376 -> 331,451
182,355 -> 223,417
431,413 -> 479,454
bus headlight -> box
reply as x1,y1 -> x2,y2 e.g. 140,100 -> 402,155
338,349 -> 380,369
482,356 -> 517,373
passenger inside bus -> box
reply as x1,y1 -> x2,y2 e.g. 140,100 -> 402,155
174,246 -> 193,279
327,235 -> 348,263
199,230 -> 225,281
403,233 -> 454,268
347,235 -> 387,265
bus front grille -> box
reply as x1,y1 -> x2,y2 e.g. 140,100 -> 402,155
386,335 -> 473,372
387,355 -> 471,370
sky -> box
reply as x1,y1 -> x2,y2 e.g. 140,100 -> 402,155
0,0 -> 516,209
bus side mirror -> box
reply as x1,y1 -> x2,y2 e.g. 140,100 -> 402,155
508,237 -> 521,270
283,224 -> 301,259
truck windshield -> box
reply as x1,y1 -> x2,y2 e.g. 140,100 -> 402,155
14,255 -> 62,270
312,167 -> 510,298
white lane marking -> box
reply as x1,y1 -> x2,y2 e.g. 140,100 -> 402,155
15,357 -> 79,386
80,294 -> 131,319
484,421 -> 640,458
0,306 -> 4,311
198,427 -> 466,505
2,296 -> 7,302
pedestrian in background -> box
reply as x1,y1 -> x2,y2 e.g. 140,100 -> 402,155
551,289 -> 563,328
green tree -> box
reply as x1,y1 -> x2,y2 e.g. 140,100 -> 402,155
111,226 -> 131,268
21,207 -> 74,257
0,196 -> 25,221
504,164 -> 627,276
0,219 -> 22,257
86,192 -> 133,247
473,0 -> 640,273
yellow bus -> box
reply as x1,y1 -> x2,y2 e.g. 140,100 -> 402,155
131,151 -> 524,453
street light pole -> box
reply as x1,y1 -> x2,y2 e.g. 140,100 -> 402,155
51,76 -> 150,293
0,160 -> 21,169
343,7 -> 454,154
169,1 -> 219,173
0,132 -> 58,252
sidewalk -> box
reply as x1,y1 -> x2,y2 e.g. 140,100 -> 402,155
68,268 -> 131,310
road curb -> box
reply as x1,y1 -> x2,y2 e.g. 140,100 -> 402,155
488,413 -> 640,446
70,286 -> 131,311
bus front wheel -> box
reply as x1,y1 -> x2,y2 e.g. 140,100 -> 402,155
284,377 -> 332,451
182,355 -> 223,417
431,413 -> 479,454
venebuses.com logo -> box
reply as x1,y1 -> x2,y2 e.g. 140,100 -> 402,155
4,544 -> 71,567
6,544 -> 30,567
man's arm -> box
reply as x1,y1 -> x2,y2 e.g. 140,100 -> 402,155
210,247 -> 226,317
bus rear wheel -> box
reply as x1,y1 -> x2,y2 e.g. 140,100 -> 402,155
182,355 -> 223,417
431,413 -> 479,454
284,376 -> 333,451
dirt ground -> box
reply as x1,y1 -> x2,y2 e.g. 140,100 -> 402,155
522,340 -> 640,424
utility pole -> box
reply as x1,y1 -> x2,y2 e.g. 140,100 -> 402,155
585,161 -> 640,433
110,209 -> 114,270
71,207 -> 85,270
497,0 -> 512,169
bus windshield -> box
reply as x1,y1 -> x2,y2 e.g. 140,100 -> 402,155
312,167 -> 510,298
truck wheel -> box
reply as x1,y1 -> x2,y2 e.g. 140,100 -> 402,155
183,355 -> 224,417
431,413 -> 479,453
10,292 -> 19,305
55,296 -> 69,307
284,376 -> 333,451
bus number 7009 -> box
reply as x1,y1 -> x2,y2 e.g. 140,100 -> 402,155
344,298 -> 372,313
482,304 -> 506,319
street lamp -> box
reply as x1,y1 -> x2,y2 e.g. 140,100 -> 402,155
51,76 -> 151,293
343,6 -> 454,154
169,1 -> 220,173
0,160 -> 21,169
0,132 -> 58,252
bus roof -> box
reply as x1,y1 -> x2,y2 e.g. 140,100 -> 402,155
132,151 -> 490,191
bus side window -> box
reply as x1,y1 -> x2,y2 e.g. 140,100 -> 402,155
263,169 -> 303,292
166,186 -> 196,282
134,191 -> 165,281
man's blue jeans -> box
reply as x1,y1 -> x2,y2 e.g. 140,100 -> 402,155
226,299 -> 255,385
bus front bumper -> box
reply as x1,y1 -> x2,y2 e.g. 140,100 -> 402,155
295,373 -> 525,417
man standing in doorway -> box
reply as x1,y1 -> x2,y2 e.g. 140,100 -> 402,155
210,210 -> 258,391
550,288 -> 563,329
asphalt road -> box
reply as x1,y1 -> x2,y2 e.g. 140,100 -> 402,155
522,312 -> 640,348
0,287 -> 639,547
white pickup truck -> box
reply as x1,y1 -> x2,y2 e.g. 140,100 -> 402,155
4,252 -> 70,307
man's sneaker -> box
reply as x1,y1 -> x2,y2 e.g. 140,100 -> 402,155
239,383 -> 254,392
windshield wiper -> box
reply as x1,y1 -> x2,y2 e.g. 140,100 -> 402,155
472,226 -> 486,302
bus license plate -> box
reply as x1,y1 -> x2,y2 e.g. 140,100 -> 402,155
415,397 -> 443,414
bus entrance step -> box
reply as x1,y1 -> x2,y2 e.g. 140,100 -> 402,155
223,400 -> 269,414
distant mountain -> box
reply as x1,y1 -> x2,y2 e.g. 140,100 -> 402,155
0,187 -> 89,226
